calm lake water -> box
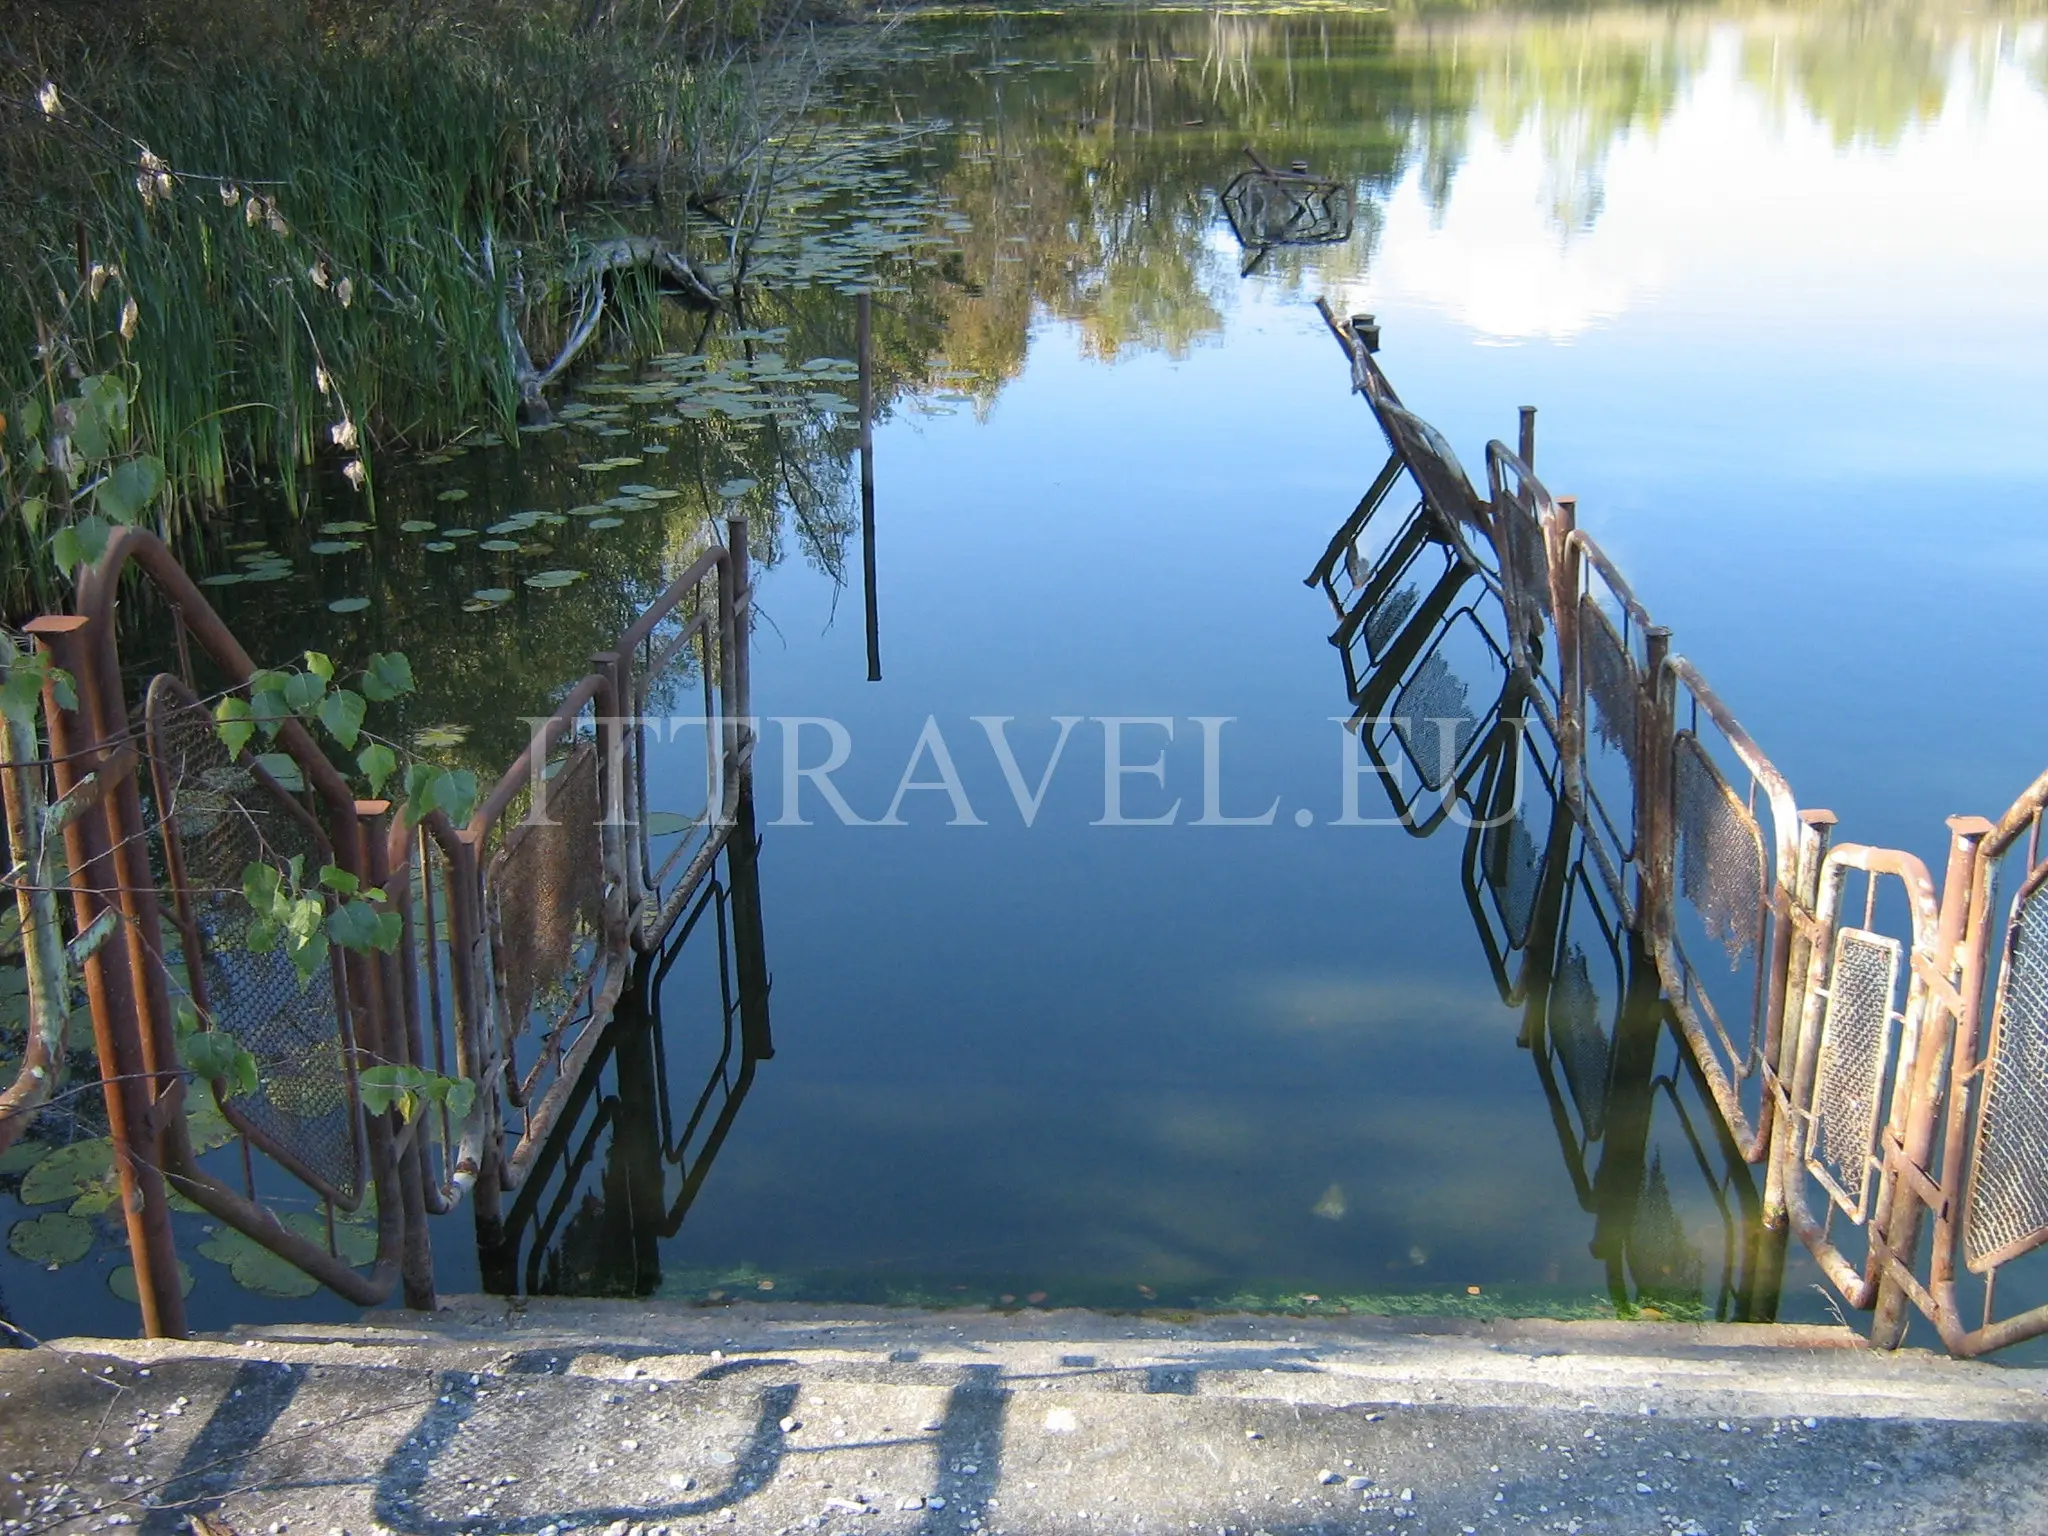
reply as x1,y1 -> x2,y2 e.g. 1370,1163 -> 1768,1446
6,2 -> 2048,1341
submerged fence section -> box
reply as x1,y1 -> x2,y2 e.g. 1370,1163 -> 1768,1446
0,522 -> 753,1336
1314,301 -> 2048,1357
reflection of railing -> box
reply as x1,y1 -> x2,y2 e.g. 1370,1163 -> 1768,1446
1317,302 -> 2048,1354
1324,494 -> 1777,1324
5,518 -> 753,1335
483,789 -> 771,1298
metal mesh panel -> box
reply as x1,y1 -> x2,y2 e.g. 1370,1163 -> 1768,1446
1364,561 -> 1422,663
144,675 -> 362,1206
1503,505 -> 1551,620
489,743 -> 606,1043
1579,597 -> 1639,771
1965,879 -> 2048,1271
1807,927 -> 1900,1223
1550,941 -> 1609,1142
1393,651 -> 1476,791
1672,731 -> 1767,967
1482,811 -> 1544,950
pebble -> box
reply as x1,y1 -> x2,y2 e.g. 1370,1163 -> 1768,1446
1318,1471 -> 1341,1486
1347,1477 -> 1371,1492
898,1498 -> 926,1512
780,1417 -> 802,1433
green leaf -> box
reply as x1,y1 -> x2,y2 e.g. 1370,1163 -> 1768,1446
524,569 -> 586,590
304,651 -> 335,682
326,898 -> 383,952
214,696 -> 255,758
357,741 -> 397,797
253,752 -> 304,791
442,1075 -> 477,1123
328,597 -> 371,614
434,768 -> 479,826
282,670 -> 327,716
360,652 -> 415,702
317,863 -> 359,897
183,1030 -> 258,1098
93,456 -> 164,523
316,687 -> 366,750
50,515 -> 110,577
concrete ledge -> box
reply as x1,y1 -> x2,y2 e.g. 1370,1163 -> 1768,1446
5,1301 -> 2047,1536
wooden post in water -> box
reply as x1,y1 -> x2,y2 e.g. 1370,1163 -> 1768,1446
858,290 -> 880,682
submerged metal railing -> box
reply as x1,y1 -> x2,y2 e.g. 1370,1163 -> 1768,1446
0,520 -> 753,1335
1316,300 -> 2048,1356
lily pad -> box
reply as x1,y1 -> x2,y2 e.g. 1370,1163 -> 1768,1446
318,519 -> 371,535
717,479 -> 757,500
471,588 -> 513,604
7,1212 -> 92,1266
398,519 -> 438,533
110,1260 -> 195,1303
18,1138 -> 112,1206
198,1225 -> 319,1298
284,1211 -> 377,1266
328,597 -> 371,614
201,572 -> 247,587
588,518 -> 625,531
0,1139 -> 50,1175
423,541 -> 457,553
308,540 -> 361,556
478,539 -> 523,553
436,488 -> 470,503
524,569 -> 586,590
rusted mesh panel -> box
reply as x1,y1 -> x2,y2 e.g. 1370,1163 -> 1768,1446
143,675 -> 362,1206
1382,403 -> 1484,537
1807,927 -> 1900,1222
1393,652 -> 1476,792
1364,560 -> 1422,663
1965,880 -> 2048,1272
1550,940 -> 1609,1142
1502,504 -> 1551,620
1673,731 -> 1766,967
1628,1150 -> 1705,1312
1482,810 -> 1544,950
488,743 -> 604,1045
1579,596 -> 1639,772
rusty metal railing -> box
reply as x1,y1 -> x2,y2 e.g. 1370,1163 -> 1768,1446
1318,302 -> 2048,1355
3,515 -> 753,1336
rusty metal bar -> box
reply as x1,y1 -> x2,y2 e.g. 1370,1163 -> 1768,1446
0,668 -> 69,1155
859,290 -> 880,683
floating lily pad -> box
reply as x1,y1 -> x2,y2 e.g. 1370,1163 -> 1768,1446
201,572 -> 247,587
524,569 -> 586,590
198,1225 -> 320,1298
717,479 -> 757,500
478,539 -> 523,553
441,528 -> 477,539
471,587 -> 513,604
424,540 -> 457,553
398,519 -> 438,533
328,597 -> 371,614
110,1260 -> 195,1303
7,1212 -> 91,1266
436,488 -> 470,503
588,518 -> 625,530
187,1089 -> 236,1153
308,540 -> 361,556
318,520 -> 371,535
284,1210 -> 378,1266
18,1139 -> 112,1206
0,1139 -> 50,1175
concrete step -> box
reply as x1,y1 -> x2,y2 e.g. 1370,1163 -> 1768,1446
4,1300 -> 2047,1536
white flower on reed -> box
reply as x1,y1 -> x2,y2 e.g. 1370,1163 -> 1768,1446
135,148 -> 173,206
119,297 -> 139,342
245,195 -> 265,228
87,263 -> 117,301
334,277 -> 354,309
342,459 -> 367,489
314,367 -> 333,398
37,82 -> 61,118
330,418 -> 358,451
219,183 -> 241,206
309,259 -> 332,290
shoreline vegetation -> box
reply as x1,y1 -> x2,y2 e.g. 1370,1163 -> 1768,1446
0,0 -> 853,612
